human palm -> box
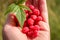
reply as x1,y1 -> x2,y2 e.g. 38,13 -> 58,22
3,0 -> 50,40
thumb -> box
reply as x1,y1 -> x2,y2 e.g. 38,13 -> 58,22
5,13 -> 17,26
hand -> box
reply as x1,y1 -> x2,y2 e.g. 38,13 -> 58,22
2,0 -> 50,40
26,0 -> 50,40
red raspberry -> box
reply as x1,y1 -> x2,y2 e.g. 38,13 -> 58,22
22,27 -> 29,34
29,5 -> 34,10
26,13 -> 29,18
34,21 -> 38,25
33,9 -> 40,16
33,25 -> 40,30
29,26 -> 34,29
25,10 -> 29,13
23,22 -> 27,27
36,16 -> 42,21
29,12 -> 33,15
27,18 -> 34,26
32,30 -> 38,38
30,15 -> 37,20
27,30 -> 33,38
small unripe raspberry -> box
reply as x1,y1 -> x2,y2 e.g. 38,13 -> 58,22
29,5 -> 34,10
33,9 -> 40,16
22,27 -> 29,34
36,16 -> 42,21
27,18 -> 34,26
30,15 -> 37,20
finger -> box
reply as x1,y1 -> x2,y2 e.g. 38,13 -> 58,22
38,0 -> 48,23
38,21 -> 50,31
5,13 -> 16,26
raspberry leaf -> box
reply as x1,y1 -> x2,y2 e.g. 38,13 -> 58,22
5,3 -> 26,28
5,0 -> 31,28
5,4 -> 16,15
16,8 -> 26,28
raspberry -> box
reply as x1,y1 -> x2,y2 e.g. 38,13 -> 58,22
30,15 -> 37,20
29,12 -> 33,15
25,10 -> 29,13
29,26 -> 34,29
22,27 -> 29,34
27,18 -> 34,26
26,13 -> 29,18
29,5 -> 34,10
36,16 -> 42,21
33,25 -> 40,30
33,9 -> 40,16
27,30 -> 33,38
23,22 -> 27,27
32,30 -> 38,38
34,21 -> 38,25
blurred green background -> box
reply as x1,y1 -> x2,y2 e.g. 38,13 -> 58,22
0,0 -> 60,40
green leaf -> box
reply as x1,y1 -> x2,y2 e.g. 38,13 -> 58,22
16,8 -> 26,28
5,3 -> 26,28
19,5 -> 31,11
5,3 -> 16,15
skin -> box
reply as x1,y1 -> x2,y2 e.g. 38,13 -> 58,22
2,0 -> 50,40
